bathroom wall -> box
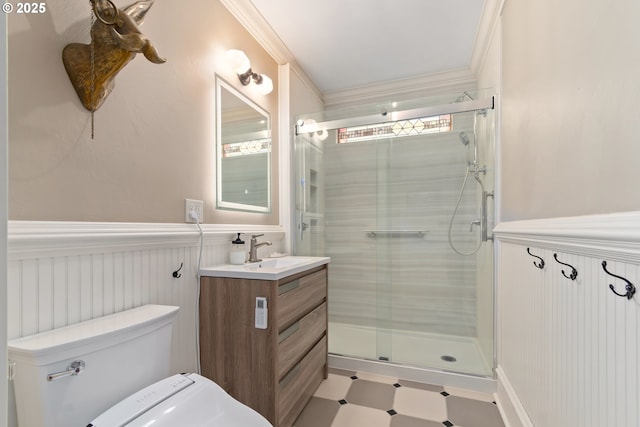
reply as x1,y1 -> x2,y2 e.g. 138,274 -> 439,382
500,0 -> 640,221
8,0 -> 279,225
289,65 -> 324,120
6,1 -> 285,425
478,1 -> 640,425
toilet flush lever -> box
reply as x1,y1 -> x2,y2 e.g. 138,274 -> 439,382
47,360 -> 85,382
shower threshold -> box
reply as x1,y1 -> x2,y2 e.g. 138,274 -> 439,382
328,353 -> 496,395
328,322 -> 493,377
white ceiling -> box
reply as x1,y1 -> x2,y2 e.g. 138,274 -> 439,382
248,0 -> 486,94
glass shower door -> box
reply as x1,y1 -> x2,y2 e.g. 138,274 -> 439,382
294,124 -> 483,369
294,131 -> 324,256
295,132 -> 403,363
383,132 -> 480,371
293,97 -> 495,377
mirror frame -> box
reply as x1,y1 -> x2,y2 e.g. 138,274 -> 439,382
215,75 -> 272,213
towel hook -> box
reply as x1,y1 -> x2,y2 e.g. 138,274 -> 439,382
526,247 -> 545,269
172,262 -> 183,278
602,261 -> 636,300
553,253 -> 577,280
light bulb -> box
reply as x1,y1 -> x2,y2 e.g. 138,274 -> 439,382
257,74 -> 273,95
225,49 -> 250,74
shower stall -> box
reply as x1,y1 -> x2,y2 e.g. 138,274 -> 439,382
293,91 -> 496,380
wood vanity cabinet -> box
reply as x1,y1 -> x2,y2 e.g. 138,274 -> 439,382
199,264 -> 328,427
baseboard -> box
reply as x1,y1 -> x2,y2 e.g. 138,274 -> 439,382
495,366 -> 533,427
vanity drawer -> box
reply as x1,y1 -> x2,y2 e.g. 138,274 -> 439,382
278,302 -> 327,379
278,336 -> 327,427
277,269 -> 326,331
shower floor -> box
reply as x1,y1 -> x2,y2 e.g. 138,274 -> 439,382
329,322 -> 493,377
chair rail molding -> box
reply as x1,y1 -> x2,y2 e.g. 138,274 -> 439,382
493,211 -> 640,263
8,220 -> 285,259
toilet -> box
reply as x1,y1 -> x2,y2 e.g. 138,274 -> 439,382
8,304 -> 272,427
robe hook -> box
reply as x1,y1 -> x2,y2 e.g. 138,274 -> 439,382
172,262 -> 183,278
526,247 -> 545,269
602,261 -> 636,300
553,253 -> 577,280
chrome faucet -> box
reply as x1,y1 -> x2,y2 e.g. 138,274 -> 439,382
248,234 -> 272,263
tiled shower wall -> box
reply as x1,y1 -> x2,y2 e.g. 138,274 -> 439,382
323,130 -> 480,337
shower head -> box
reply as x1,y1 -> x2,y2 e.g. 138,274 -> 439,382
459,132 -> 471,146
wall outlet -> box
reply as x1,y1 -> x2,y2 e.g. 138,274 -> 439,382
185,199 -> 204,223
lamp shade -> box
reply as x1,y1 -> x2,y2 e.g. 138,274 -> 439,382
225,49 -> 251,74
257,74 -> 273,95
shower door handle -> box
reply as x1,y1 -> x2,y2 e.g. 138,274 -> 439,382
481,191 -> 494,242
299,213 -> 309,241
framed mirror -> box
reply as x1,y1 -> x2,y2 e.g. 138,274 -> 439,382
216,76 -> 271,213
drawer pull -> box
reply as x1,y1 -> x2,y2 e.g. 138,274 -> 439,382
279,321 -> 300,343
280,364 -> 301,387
279,279 -> 300,295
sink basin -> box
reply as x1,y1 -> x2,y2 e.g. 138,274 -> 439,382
199,256 -> 330,280
244,257 -> 310,270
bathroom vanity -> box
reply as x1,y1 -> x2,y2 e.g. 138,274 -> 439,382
199,256 -> 330,427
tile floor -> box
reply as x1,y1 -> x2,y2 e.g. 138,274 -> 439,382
294,368 -> 505,427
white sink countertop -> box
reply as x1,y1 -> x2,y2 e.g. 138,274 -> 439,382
199,256 -> 330,281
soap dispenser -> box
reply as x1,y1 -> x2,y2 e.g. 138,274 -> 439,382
230,233 -> 246,265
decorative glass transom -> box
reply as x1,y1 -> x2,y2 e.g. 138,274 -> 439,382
222,139 -> 271,157
338,114 -> 452,144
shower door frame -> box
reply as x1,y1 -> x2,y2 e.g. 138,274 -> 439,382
293,95 -> 496,377
295,97 -> 494,135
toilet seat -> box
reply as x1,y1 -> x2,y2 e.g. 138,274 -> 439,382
88,373 -> 272,427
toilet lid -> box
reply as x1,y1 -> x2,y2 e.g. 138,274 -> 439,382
88,373 -> 272,427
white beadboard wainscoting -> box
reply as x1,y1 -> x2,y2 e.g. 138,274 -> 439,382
6,220 -> 285,374
493,212 -> 640,427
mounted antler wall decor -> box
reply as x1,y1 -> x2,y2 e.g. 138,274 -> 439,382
62,0 -> 165,114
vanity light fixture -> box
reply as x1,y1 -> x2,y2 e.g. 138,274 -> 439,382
225,49 -> 273,95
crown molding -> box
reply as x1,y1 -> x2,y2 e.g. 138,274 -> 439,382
221,0 -> 502,107
322,68 -> 477,109
219,0 -> 323,100
470,0 -> 506,76
219,0 -> 292,65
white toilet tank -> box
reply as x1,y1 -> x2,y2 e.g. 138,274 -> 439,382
8,304 -> 179,427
